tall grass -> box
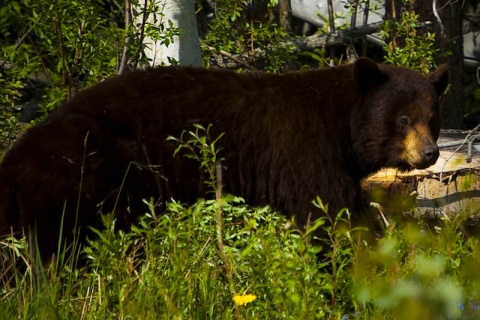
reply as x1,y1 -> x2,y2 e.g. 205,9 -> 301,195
2,196 -> 480,319
1,125 -> 480,318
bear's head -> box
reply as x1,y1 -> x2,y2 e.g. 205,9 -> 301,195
351,58 -> 448,173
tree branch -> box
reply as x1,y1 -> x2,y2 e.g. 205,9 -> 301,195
118,0 -> 132,75
208,20 -> 436,69
286,22 -> 384,52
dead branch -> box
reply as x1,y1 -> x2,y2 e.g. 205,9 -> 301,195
285,22 -> 384,52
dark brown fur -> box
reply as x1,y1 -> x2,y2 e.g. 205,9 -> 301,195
0,58 -> 448,259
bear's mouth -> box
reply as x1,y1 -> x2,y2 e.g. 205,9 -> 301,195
395,162 -> 416,172
407,154 -> 439,170
395,156 -> 438,172
410,161 -> 435,170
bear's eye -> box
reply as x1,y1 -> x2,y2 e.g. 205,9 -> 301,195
397,116 -> 411,130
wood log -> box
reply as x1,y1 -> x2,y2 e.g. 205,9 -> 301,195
364,130 -> 480,219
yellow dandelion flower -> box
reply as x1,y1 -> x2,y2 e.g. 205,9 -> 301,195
233,294 -> 257,306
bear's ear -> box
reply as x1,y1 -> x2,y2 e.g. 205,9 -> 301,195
353,58 -> 388,93
426,64 -> 449,96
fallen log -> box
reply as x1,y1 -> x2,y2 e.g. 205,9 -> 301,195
364,129 -> 480,220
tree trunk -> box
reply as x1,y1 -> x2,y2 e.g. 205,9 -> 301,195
278,0 -> 292,32
436,0 -> 465,129
137,0 -> 203,67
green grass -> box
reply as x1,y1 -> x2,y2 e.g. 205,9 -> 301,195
1,195 -> 480,319
1,126 -> 479,319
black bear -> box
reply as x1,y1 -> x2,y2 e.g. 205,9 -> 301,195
0,58 -> 448,260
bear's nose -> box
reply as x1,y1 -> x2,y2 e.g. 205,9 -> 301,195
423,145 -> 440,163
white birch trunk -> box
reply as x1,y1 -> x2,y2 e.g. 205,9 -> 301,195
138,0 -> 203,67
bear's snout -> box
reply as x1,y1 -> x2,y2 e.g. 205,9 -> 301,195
406,143 -> 440,169
422,144 -> 440,165
407,144 -> 440,169
402,124 -> 440,169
